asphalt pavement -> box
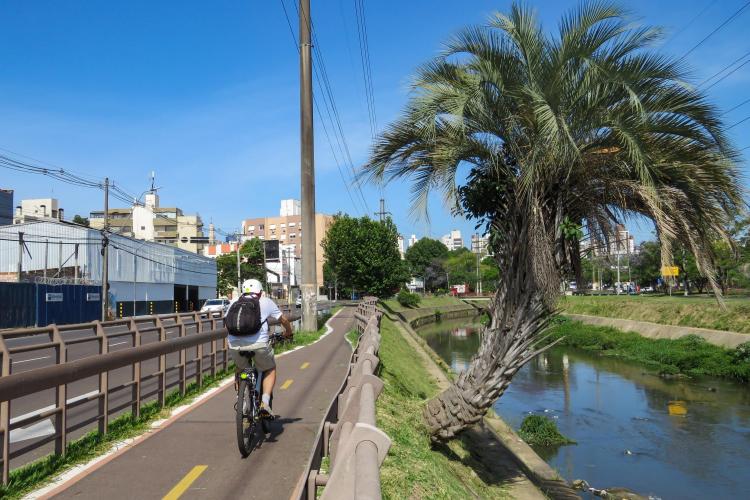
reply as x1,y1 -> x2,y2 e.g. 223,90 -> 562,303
48,306 -> 354,499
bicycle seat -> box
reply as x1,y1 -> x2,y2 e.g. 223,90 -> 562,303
239,351 -> 256,359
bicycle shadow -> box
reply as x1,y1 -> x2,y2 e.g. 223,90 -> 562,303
242,416 -> 302,457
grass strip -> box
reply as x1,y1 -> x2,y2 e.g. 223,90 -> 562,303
558,295 -> 750,333
345,329 -> 360,349
377,316 -> 510,499
3,307 -> 343,499
546,318 -> 750,381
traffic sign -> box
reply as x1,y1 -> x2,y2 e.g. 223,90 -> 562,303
661,266 -> 679,277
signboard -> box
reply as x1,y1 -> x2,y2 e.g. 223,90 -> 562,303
45,293 -> 64,302
450,284 -> 467,295
86,293 -> 101,301
661,266 -> 679,277
263,240 -> 280,262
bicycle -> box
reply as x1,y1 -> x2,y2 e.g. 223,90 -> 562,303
234,331 -> 287,457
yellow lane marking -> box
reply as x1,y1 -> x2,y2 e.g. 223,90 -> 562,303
300,362 -> 310,370
162,465 -> 207,500
281,379 -> 294,390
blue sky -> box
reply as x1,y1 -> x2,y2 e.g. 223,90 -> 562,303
1,0 -> 748,246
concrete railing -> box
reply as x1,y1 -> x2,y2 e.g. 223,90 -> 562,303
301,297 -> 391,500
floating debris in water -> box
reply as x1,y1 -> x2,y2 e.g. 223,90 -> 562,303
624,449 -> 633,455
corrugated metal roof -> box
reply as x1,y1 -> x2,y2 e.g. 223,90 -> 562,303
0,220 -> 215,287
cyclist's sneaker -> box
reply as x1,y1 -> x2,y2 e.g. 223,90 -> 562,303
259,402 -> 275,420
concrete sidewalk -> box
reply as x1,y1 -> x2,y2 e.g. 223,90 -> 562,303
46,308 -> 355,500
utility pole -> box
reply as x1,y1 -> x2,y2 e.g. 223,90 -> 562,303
375,198 -> 391,222
300,0 -> 318,332
17,232 -> 24,282
101,177 -> 110,321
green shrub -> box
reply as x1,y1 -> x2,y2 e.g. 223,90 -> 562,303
732,342 -> 750,364
518,415 -> 575,447
396,290 -> 421,308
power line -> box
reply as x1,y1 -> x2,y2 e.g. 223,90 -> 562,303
699,49 -> 750,87
278,0 -> 371,214
680,1 -> 750,60
662,0 -> 720,47
278,0 -> 363,215
703,57 -> 750,91
727,114 -> 750,130
354,0 -> 378,138
723,97 -> 750,115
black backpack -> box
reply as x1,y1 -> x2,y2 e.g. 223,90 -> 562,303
224,294 -> 266,336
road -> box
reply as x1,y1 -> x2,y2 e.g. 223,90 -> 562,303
1,302 -> 335,471
47,306 -> 354,499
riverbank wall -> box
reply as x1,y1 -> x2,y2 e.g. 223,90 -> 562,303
380,300 -> 480,327
567,313 -> 748,349
379,303 -> 578,499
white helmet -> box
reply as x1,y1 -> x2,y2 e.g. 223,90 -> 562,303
242,278 -> 263,295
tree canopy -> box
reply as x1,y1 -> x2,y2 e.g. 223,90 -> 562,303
405,238 -> 449,276
322,214 -> 409,297
215,239 -> 265,297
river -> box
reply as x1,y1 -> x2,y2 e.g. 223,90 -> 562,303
417,318 -> 750,500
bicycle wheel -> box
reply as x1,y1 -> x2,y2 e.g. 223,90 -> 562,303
236,374 -> 256,457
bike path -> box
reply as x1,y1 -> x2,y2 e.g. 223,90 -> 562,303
49,307 -> 355,500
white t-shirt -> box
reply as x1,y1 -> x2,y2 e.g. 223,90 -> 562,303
225,294 -> 283,347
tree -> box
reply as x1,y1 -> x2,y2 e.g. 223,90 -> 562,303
364,3 -> 743,440
322,214 -> 409,297
72,214 -> 89,227
631,242 -> 661,288
405,238 -> 449,277
216,239 -> 265,297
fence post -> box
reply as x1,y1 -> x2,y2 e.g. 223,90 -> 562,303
155,317 -> 167,406
175,315 -> 187,396
94,321 -> 109,434
129,318 -> 142,419
0,336 -> 10,484
50,325 -> 67,456
194,312 -> 203,387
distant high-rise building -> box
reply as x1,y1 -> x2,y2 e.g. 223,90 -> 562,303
280,199 -> 301,217
582,223 -> 636,256
408,234 -> 418,248
397,235 -> 405,259
0,189 -> 12,225
441,230 -> 464,251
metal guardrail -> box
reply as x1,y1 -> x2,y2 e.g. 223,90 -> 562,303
300,297 -> 391,500
0,311 -> 231,484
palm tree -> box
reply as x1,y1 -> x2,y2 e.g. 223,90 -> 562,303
364,2 -> 744,440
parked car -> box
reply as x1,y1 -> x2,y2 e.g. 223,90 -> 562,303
642,285 -> 654,293
200,298 -> 230,315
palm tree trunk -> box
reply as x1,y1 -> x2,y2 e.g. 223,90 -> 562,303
423,216 -> 559,440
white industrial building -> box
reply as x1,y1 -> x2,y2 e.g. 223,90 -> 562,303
0,220 -> 217,316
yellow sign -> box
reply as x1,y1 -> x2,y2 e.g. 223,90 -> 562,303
661,266 -> 679,277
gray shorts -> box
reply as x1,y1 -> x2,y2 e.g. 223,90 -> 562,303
229,341 -> 276,372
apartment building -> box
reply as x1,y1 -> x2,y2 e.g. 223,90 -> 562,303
441,229 -> 464,251
471,233 -> 490,257
12,197 -> 66,224
89,192 -> 205,253
240,199 -> 332,288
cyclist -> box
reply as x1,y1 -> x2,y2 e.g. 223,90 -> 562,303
226,279 -> 293,417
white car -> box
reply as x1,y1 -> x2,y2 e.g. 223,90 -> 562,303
201,298 -> 230,315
